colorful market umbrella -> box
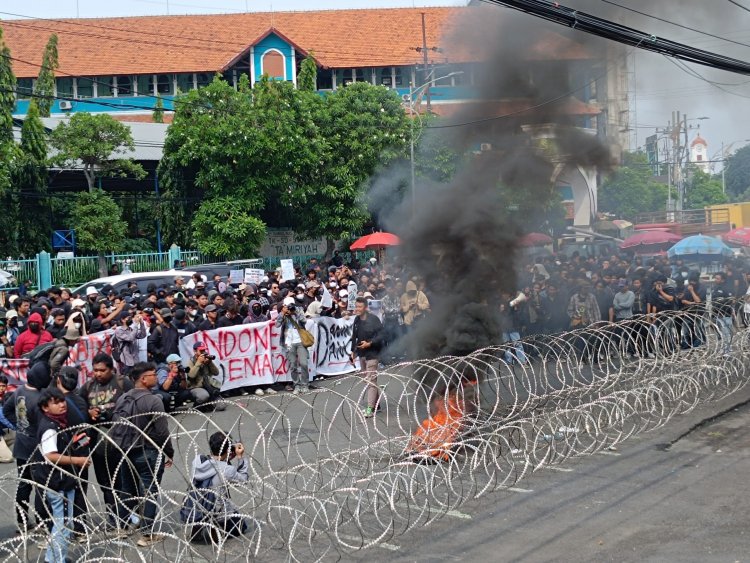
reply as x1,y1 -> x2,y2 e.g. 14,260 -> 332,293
723,227 -> 750,247
350,232 -> 400,251
518,232 -> 553,247
667,235 -> 735,259
620,230 -> 682,250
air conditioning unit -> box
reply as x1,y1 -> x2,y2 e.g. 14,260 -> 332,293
480,143 -> 492,152
59,100 -> 73,110
402,94 -> 411,103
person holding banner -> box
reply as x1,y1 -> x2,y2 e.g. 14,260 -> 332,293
350,297 -> 385,418
276,297 -> 310,394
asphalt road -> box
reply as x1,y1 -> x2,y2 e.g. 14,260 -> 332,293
382,389 -> 750,563
0,370 -> 748,562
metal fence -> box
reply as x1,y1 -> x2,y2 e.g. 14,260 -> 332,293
0,258 -> 38,291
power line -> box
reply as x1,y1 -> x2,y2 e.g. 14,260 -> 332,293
726,0 -> 750,14
595,0 -> 750,50
482,0 -> 750,75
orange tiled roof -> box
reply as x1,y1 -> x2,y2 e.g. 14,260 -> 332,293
0,7 -> 596,79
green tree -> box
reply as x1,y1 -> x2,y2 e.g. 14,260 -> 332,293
0,28 -> 20,256
34,33 -> 58,118
724,144 -> 750,201
297,54 -> 317,92
192,196 -> 266,258
70,190 -> 128,276
599,152 -> 670,220
294,82 -> 409,258
152,96 -> 164,123
14,100 -> 50,254
49,112 -> 146,192
685,169 -> 728,208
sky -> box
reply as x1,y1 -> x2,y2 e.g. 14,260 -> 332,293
2,0 -> 749,166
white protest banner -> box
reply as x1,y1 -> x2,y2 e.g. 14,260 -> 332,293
280,259 -> 295,282
179,318 -> 360,391
244,268 -> 264,285
179,320 -> 287,391
309,316 -> 359,378
320,286 -> 333,309
229,269 -> 244,284
1,329 -> 119,387
347,281 -> 357,311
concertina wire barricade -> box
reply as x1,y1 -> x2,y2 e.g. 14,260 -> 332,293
0,300 -> 748,561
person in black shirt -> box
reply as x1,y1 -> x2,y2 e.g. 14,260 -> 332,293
197,304 -> 219,332
679,274 -> 706,348
711,272 -> 735,355
647,276 -> 677,354
349,297 -> 384,418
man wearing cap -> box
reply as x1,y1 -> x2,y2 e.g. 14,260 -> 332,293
173,308 -> 197,338
4,310 -> 20,351
154,354 -> 192,412
186,342 -> 225,411
276,296 -> 310,394
85,286 -> 100,314
114,310 -> 147,376
147,308 -> 180,364
198,304 -> 220,332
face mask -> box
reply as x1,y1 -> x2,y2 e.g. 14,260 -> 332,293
29,323 -> 40,333
252,306 -> 261,315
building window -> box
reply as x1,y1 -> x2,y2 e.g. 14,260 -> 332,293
317,68 -> 333,90
176,73 -> 192,93
394,67 -> 403,87
98,77 -> 114,97
262,50 -> 285,80
17,78 -> 33,99
136,75 -> 151,96
77,77 -> 94,98
117,76 -> 134,96
196,73 -> 212,88
56,77 -> 73,97
155,74 -> 172,95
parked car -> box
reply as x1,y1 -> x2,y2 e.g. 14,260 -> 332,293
72,270 -> 198,296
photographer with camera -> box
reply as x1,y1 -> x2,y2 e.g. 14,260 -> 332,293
154,354 -> 192,412
113,309 -> 146,376
275,296 -> 310,394
186,342 -> 226,412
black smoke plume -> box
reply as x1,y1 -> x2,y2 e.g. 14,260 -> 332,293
376,3 -> 615,362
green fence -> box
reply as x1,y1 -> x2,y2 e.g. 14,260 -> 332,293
0,258 -> 38,291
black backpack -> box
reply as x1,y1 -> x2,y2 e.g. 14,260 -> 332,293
24,341 -> 56,368
108,392 -> 147,452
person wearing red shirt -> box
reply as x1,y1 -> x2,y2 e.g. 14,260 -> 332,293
13,312 -> 53,357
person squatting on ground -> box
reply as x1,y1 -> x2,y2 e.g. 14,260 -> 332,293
182,431 -> 249,543
350,297 -> 384,418
185,341 -> 226,411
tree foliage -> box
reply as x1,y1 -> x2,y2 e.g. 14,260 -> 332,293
599,152 -> 669,219
13,100 -> 50,254
685,168 -> 727,208
49,112 -> 146,192
297,54 -> 317,92
724,144 -> 750,201
159,75 -> 408,258
152,96 -> 164,123
70,190 -> 127,253
192,196 -> 266,257
34,34 -> 58,118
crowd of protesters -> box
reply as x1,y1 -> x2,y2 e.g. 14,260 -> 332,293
0,248 -> 748,559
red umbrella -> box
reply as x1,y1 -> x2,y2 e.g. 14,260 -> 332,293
723,227 -> 750,247
518,232 -> 553,247
620,230 -> 682,250
350,232 -> 400,251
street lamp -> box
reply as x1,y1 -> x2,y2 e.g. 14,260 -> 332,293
405,71 -> 464,215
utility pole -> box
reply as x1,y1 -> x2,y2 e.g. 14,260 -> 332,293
421,12 -> 431,113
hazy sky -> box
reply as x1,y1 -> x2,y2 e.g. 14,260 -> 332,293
3,0 -> 749,163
